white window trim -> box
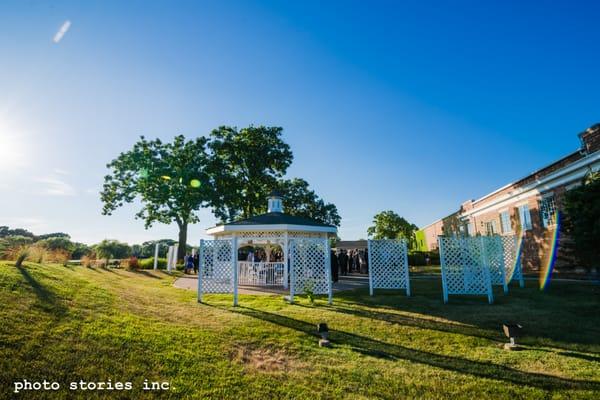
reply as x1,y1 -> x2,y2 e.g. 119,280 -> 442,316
539,195 -> 557,228
499,210 -> 513,234
517,204 -> 532,231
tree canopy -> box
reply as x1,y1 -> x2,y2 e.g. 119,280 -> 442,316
94,239 -> 131,262
101,135 -> 212,259
367,210 -> 418,246
562,171 -> 600,269
276,178 -> 341,226
208,126 -> 293,221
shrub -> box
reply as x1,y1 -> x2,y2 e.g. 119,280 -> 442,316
81,255 -> 93,268
138,257 -> 168,269
407,250 -> 440,266
27,245 -> 48,264
126,256 -> 139,270
47,249 -> 71,266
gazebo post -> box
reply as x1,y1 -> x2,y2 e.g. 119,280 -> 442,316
325,235 -> 333,305
197,240 -> 204,303
232,237 -> 238,306
283,232 -> 289,289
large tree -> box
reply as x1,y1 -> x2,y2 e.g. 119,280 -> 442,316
562,171 -> 600,269
101,135 -> 212,260
94,239 -> 131,265
208,126 -> 293,222
276,178 -> 341,226
367,210 -> 418,247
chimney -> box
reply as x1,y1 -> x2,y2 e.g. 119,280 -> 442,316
267,191 -> 283,213
579,123 -> 600,154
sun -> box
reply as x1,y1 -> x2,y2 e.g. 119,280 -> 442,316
0,117 -> 27,171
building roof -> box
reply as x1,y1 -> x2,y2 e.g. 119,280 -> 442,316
334,240 -> 368,249
224,212 -> 336,228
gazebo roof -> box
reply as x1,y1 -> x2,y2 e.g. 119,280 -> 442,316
205,195 -> 337,236
226,212 -> 335,228
206,212 -> 337,235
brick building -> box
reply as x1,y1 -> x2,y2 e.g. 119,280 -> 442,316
420,123 -> 600,271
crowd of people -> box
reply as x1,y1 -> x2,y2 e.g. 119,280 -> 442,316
330,248 -> 369,282
182,247 -> 372,282
183,253 -> 199,274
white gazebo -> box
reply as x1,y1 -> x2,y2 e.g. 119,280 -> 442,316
199,192 -> 337,304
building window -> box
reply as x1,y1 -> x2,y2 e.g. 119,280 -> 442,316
539,195 -> 557,228
467,223 -> 474,236
518,204 -> 532,230
485,220 -> 498,235
500,211 -> 512,233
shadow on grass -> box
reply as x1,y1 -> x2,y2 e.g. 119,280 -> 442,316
16,265 -> 67,316
296,302 -> 503,343
333,280 -> 600,352
133,270 -> 162,279
222,305 -> 599,391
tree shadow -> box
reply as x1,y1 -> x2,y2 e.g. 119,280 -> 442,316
133,270 -> 162,279
332,280 -> 600,352
16,265 -> 68,316
226,305 -> 599,391
295,302 -> 503,343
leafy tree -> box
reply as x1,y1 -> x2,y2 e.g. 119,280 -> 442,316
276,178 -> 341,226
0,226 -> 35,238
38,236 -> 75,252
208,126 -> 292,221
562,171 -> 600,269
94,239 -> 131,264
101,135 -> 212,260
35,232 -> 70,241
139,239 -> 178,258
71,242 -> 92,259
367,210 -> 419,247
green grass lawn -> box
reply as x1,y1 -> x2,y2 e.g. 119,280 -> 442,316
1,262 -> 599,399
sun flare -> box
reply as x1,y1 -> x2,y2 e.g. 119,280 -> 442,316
0,118 -> 27,171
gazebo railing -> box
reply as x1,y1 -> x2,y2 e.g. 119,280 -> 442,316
238,262 -> 285,286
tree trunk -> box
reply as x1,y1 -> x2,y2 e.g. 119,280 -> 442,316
177,222 -> 188,261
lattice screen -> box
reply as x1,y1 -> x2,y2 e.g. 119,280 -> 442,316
368,239 -> 410,296
289,238 -> 332,303
198,239 -> 235,297
500,235 -> 525,287
481,236 -> 508,293
438,237 -> 494,304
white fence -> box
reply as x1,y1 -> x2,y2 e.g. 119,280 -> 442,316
198,239 -> 238,305
438,235 -> 525,304
500,236 -> 525,287
289,238 -> 332,304
367,239 -> 410,296
439,236 -> 494,304
238,262 -> 285,286
480,236 -> 509,294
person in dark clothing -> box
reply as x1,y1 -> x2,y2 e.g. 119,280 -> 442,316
352,251 -> 360,273
359,250 -> 368,274
193,253 -> 199,274
338,250 -> 348,276
330,250 -> 339,282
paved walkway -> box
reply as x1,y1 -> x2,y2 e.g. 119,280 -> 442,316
173,274 -> 369,295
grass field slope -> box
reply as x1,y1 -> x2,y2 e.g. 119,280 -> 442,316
1,262 -> 599,399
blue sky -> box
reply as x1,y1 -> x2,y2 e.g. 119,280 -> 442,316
1,0 -> 598,245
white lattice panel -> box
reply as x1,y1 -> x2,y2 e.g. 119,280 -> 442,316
199,239 -> 234,294
289,238 -> 331,300
288,232 -> 326,238
368,239 -> 410,295
438,237 -> 493,303
219,231 -> 284,239
500,235 -> 525,287
481,236 -> 508,293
